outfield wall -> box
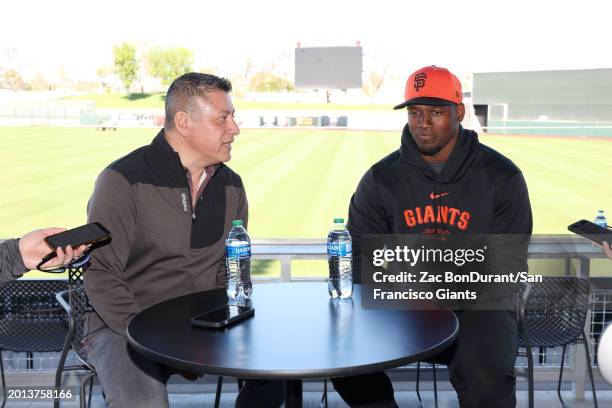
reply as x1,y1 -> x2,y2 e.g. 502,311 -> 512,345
485,120 -> 612,138
0,101 -> 482,133
474,68 -> 612,137
1,101 -> 610,137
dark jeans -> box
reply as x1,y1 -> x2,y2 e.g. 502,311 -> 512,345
331,310 -> 518,408
234,380 -> 285,408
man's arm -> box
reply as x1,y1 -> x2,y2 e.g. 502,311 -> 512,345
347,170 -> 390,283
19,228 -> 86,270
84,169 -> 140,336
491,171 -> 533,235
0,239 -> 27,282
604,241 -> 612,261
485,171 -> 533,304
238,183 -> 249,230
0,230 -> 86,283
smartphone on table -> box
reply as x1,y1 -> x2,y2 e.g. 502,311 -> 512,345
191,304 -> 255,329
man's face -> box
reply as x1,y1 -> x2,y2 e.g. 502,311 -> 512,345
407,103 -> 464,162
185,90 -> 240,165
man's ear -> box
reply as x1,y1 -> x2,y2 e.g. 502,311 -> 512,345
174,111 -> 190,136
456,103 -> 466,123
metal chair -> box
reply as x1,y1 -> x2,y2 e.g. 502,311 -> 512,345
54,256 -> 231,407
518,276 -> 598,408
414,278 -> 598,408
416,361 -> 439,408
0,279 -> 69,408
320,379 -> 329,408
215,378 -> 244,408
55,288 -> 96,408
53,255 -> 95,408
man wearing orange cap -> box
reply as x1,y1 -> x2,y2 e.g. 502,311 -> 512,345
331,66 -> 532,407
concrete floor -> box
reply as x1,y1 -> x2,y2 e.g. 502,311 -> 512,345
5,380 -> 610,407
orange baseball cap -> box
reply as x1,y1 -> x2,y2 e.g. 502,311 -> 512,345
393,65 -> 462,109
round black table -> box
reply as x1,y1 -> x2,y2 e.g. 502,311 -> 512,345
127,282 -> 458,407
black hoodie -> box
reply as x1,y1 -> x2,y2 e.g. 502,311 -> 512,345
348,124 -> 533,283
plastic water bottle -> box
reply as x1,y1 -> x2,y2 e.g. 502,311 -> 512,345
327,218 -> 353,299
595,210 -> 608,228
226,220 -> 252,302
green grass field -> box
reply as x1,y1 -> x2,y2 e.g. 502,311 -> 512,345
64,93 -> 391,111
1,127 -> 611,240
2,126 -> 611,279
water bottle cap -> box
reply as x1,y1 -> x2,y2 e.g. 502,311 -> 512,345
232,220 -> 243,227
333,218 -> 345,224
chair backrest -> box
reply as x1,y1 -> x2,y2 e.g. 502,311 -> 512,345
56,256 -> 93,365
65,255 -> 90,287
518,276 -> 591,348
57,287 -> 93,366
0,279 -> 69,352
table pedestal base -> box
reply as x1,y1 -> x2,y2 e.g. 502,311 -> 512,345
285,379 -> 303,408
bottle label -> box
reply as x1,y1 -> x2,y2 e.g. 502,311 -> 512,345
327,242 -> 352,256
227,244 -> 251,258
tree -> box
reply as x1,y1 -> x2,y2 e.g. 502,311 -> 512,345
113,42 -> 139,93
29,73 -> 51,91
248,71 -> 294,92
363,71 -> 386,100
228,58 -> 253,98
146,47 -> 194,86
96,65 -> 114,91
0,69 -> 29,91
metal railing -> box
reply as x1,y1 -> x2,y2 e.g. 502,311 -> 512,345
250,235 -> 606,281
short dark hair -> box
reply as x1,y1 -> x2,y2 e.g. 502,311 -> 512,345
164,72 -> 232,130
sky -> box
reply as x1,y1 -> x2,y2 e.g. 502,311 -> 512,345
2,0 -> 612,81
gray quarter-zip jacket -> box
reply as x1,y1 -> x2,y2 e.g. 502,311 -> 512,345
84,129 -> 248,336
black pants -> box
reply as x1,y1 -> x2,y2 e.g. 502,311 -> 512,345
331,310 -> 518,408
234,380 -> 285,408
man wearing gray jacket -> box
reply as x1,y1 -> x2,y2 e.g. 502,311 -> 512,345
83,73 -> 283,407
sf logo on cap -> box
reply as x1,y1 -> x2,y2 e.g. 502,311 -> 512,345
414,72 -> 427,92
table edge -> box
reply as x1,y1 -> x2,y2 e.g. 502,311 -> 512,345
127,309 -> 459,380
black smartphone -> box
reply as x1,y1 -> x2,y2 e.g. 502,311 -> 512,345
568,219 -> 612,245
191,305 -> 254,329
45,222 -> 111,250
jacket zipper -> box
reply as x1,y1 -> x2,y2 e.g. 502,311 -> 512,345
188,173 -> 214,222
184,174 -> 196,221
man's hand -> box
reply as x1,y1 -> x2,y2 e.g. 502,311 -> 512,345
18,227 -> 87,270
603,241 -> 612,262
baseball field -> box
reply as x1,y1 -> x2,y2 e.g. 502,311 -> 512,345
1,126 -> 611,277
1,126 -> 611,237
